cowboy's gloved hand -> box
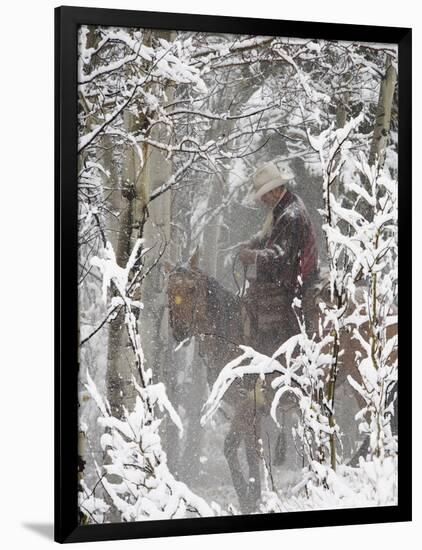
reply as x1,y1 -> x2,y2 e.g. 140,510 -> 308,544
239,248 -> 257,266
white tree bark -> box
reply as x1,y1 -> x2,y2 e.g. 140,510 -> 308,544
369,54 -> 397,167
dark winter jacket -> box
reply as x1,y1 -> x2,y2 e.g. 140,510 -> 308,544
248,189 -> 318,294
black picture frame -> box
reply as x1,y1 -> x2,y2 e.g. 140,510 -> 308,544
55,5 -> 412,543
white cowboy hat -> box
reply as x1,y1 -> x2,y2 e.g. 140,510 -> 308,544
251,161 -> 294,200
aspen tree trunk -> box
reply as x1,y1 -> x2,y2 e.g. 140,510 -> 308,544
369,54 -> 397,167
355,56 -> 396,225
105,30 -> 153,418
105,123 -> 150,417
141,117 -> 177,465
99,31 -> 154,520
136,30 -> 182,467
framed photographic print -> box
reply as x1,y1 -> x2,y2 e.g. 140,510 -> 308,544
55,5 -> 412,543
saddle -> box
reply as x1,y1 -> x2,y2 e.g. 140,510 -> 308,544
242,271 -> 328,336
242,281 -> 295,333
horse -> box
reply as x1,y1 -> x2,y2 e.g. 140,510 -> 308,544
166,251 -> 397,513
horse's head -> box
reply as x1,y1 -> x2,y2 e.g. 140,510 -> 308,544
166,248 -> 209,343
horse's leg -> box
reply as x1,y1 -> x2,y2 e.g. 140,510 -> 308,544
348,436 -> 370,466
337,345 -> 370,465
273,409 -> 287,466
347,381 -> 398,467
224,410 -> 248,512
243,409 -> 262,513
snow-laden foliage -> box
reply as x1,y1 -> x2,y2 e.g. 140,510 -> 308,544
84,371 -> 217,521
200,309 -> 337,473
309,121 -> 398,461
344,157 -> 398,459
76,22 -> 398,519
200,113 -> 398,505
259,457 -> 397,513
78,239 -> 219,522
200,312 -> 397,511
79,479 -> 110,524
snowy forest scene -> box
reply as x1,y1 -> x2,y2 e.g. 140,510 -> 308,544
77,24 -> 399,524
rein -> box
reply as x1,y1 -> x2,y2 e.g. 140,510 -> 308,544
232,250 -> 247,298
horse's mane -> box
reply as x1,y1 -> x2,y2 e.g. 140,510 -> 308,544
206,275 -> 243,338
173,265 -> 240,302
172,265 -> 242,337
206,275 -> 242,313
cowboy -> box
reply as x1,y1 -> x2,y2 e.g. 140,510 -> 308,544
239,161 -> 319,353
